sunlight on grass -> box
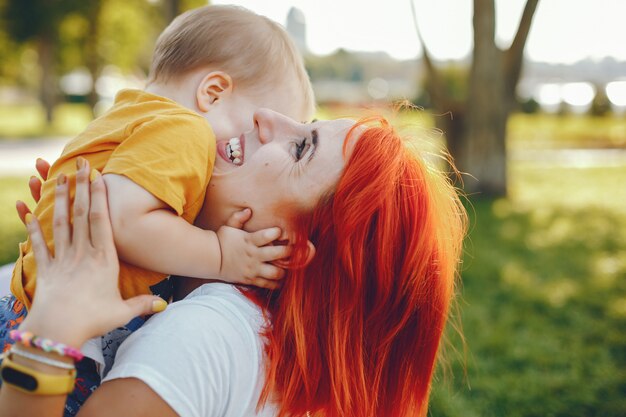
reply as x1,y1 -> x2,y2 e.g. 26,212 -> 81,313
430,182 -> 626,417
510,165 -> 626,212
0,103 -> 92,138
508,113 -> 626,149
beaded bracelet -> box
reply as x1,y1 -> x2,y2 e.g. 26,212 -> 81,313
9,330 -> 84,362
9,345 -> 76,370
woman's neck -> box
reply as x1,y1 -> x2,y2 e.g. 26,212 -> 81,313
171,276 -> 219,301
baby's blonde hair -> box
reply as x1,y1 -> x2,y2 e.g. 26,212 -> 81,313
148,5 -> 315,117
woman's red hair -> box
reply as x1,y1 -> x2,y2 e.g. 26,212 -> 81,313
253,118 -> 466,417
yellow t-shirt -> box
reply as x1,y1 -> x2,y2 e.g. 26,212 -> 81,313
11,89 -> 216,309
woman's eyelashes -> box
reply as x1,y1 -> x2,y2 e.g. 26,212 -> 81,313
294,138 -> 311,161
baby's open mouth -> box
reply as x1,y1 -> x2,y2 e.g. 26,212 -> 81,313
217,134 -> 245,166
226,137 -> 242,165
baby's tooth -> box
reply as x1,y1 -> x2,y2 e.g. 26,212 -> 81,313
231,150 -> 241,157
233,158 -> 241,165
229,138 -> 240,146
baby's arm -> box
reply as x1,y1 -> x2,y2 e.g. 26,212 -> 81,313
103,174 -> 288,287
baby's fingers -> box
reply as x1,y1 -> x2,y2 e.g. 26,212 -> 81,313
250,227 -> 282,247
225,208 -> 252,229
259,244 -> 292,262
248,273 -> 283,290
25,214 -> 51,270
256,263 -> 286,281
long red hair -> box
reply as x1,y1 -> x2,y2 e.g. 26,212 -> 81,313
253,118 -> 466,417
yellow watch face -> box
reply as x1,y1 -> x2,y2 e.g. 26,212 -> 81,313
0,355 -> 76,395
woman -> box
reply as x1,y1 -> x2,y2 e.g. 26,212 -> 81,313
0,109 -> 466,417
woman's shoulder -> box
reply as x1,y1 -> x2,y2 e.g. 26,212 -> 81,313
104,283 -> 275,417
177,282 -> 267,331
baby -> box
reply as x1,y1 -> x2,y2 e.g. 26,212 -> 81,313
1,3 -> 313,373
8,4 -> 314,312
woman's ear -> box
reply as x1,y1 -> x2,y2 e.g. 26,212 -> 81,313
303,240 -> 316,267
196,71 -> 233,112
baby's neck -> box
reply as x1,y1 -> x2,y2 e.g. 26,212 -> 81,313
144,81 -> 197,112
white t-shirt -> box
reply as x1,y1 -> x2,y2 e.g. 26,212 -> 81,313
103,283 -> 278,417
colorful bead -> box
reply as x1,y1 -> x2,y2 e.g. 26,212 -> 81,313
8,330 -> 84,362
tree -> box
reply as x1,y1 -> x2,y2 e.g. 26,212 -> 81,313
4,0 -> 89,123
412,0 -> 539,196
163,0 -> 208,23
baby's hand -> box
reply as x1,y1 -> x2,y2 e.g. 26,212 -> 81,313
216,209 -> 290,289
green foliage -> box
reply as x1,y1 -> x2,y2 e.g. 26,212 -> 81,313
306,49 -> 365,82
180,0 -> 209,11
98,0 -> 163,74
4,0 -> 89,41
590,87 -> 611,117
519,97 -> 540,114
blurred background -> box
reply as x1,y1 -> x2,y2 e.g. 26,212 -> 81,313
0,0 -> 624,415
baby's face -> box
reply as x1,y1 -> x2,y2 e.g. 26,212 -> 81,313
202,74 -> 312,154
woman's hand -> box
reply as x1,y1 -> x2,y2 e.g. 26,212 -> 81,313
17,159 -> 167,348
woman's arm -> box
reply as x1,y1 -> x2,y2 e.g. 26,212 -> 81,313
0,161 -> 167,417
78,378 -> 177,417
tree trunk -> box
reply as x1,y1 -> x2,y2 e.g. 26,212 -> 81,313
461,0 -> 507,196
164,0 -> 181,23
411,0 -> 538,197
86,1 -> 102,115
37,36 -> 56,125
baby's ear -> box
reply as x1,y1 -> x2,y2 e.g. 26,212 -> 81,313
196,71 -> 233,112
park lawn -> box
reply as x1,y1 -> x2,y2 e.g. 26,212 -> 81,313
0,163 -> 625,416
429,165 -> 626,417
508,113 -> 626,150
0,103 -> 93,139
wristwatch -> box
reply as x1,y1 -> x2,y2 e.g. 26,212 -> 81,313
0,353 -> 76,395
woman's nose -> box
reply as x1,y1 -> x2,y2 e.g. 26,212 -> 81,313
253,108 -> 296,144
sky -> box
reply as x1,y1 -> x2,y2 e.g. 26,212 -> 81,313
212,0 -> 626,64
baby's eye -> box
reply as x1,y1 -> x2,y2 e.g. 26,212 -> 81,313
295,138 -> 310,161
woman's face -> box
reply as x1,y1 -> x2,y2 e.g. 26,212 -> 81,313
202,109 -> 358,232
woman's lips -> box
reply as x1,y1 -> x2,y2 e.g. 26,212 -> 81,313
216,134 -> 245,166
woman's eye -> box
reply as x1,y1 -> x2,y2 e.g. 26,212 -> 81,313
295,138 -> 310,161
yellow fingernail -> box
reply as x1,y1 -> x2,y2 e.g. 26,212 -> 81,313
152,299 -> 167,312
57,173 -> 67,186
89,169 -> 99,182
77,157 -> 87,171
25,213 -> 34,224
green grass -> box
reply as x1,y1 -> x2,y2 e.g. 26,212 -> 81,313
0,177 -> 33,265
508,113 -> 626,150
0,103 -> 93,139
428,166 -> 626,417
